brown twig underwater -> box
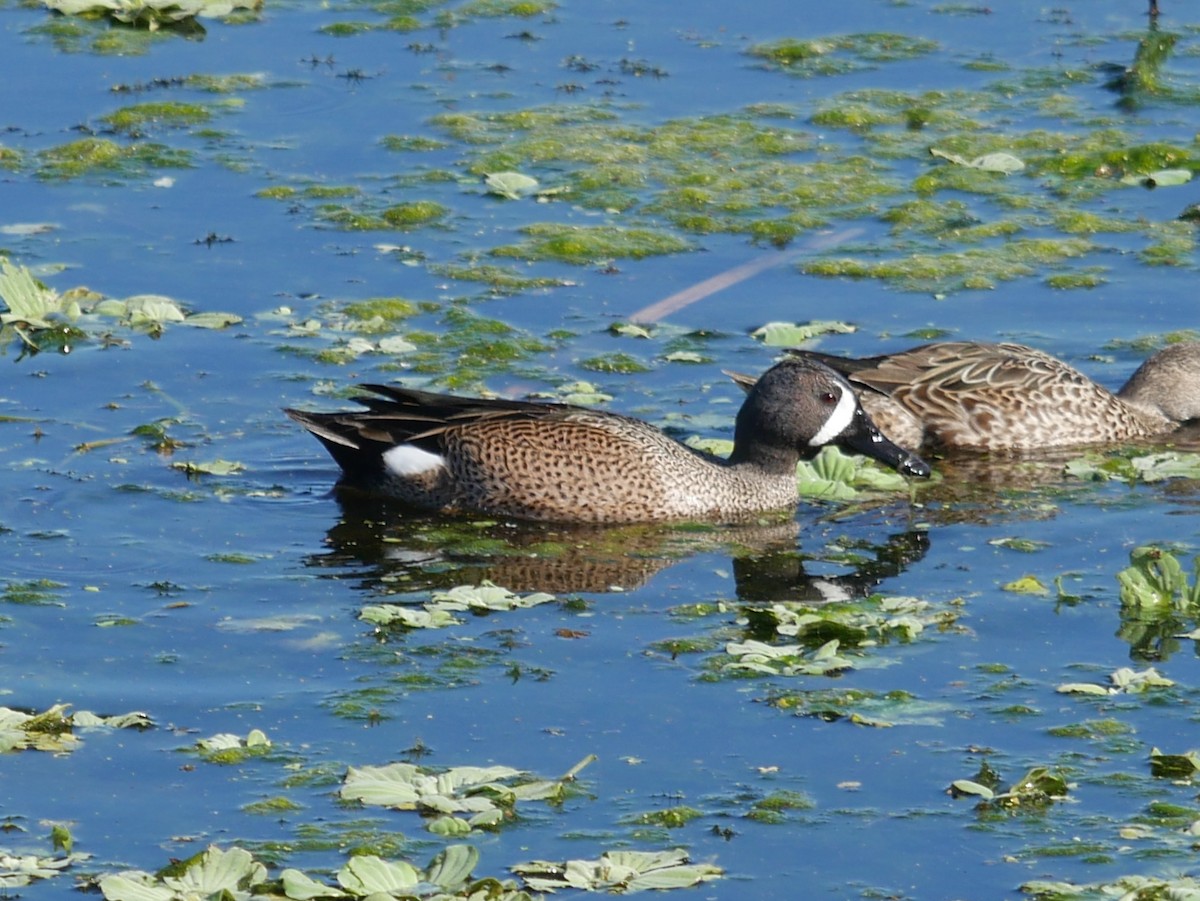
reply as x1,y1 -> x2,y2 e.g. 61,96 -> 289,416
628,227 -> 864,324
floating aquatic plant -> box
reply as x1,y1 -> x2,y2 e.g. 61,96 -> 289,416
170,458 -> 246,477
0,843 -> 90,890
97,843 -> 542,901
747,33 -> 939,77
950,765 -> 1070,810
491,222 -> 693,265
35,136 -> 191,179
192,728 -> 271,765
1149,747 -> 1200,780
765,686 -> 952,727
749,319 -> 856,347
1057,666 -> 1175,696
0,704 -> 151,754
1116,546 -> 1200,611
360,582 -> 557,631
340,754 -> 594,834
1065,450 -> 1200,483
511,847 -> 722,893
929,147 -> 1025,173
1023,873 -> 1200,900
743,594 -> 949,647
0,261 -> 241,355
721,637 -> 855,677
40,0 -> 261,31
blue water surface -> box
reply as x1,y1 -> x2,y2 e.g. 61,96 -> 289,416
1,1 -> 1200,898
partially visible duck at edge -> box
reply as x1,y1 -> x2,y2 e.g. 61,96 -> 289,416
737,341 -> 1200,454
285,356 -> 931,524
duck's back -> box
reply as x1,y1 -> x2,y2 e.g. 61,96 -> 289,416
828,342 -> 1163,451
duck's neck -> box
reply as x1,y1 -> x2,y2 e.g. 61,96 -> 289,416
726,442 -> 801,474
726,415 -> 803,474
725,395 -> 805,474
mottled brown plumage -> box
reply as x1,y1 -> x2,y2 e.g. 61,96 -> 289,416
285,357 -> 930,524
784,342 -> 1200,452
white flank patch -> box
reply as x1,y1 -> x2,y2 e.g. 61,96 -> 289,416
808,387 -> 858,447
382,444 -> 446,477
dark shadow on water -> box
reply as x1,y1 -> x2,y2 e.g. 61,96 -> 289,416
301,490 -> 930,600
732,529 -> 929,604
912,450 -> 1091,525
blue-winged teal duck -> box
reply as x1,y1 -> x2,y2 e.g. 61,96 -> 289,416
285,356 -> 930,524
773,341 -> 1200,452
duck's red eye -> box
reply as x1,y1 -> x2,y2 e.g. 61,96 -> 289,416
821,391 -> 838,405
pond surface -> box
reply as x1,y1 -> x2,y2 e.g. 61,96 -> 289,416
2,0 -> 1200,898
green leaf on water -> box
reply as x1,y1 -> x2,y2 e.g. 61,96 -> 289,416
1116,546 -> 1200,610
40,0 -> 261,28
529,380 -> 613,405
949,779 -> 994,800
976,766 -> 1069,810
193,729 -> 272,764
1065,450 -> 1200,483
512,848 -> 722,893
989,536 -> 1050,553
1055,681 -> 1111,696
0,259 -> 76,329
360,581 -> 556,630
751,319 -> 856,346
50,823 -> 73,854
360,604 -> 460,630
340,756 -> 593,833
0,845 -> 92,889
280,868 -> 348,900
1121,168 -> 1193,187
1001,575 -> 1050,596
97,845 -> 505,901
0,704 -> 79,753
336,856 -> 421,896
1057,666 -> 1174,696
73,710 -> 153,729
123,294 -> 186,326
484,170 -> 541,199
722,638 -> 854,677
610,322 -> 653,339
171,459 -> 245,477
1149,747 -> 1200,779
182,311 -> 243,328
160,847 -> 266,897
424,844 -> 479,891
98,873 -> 176,901
930,147 -> 1025,173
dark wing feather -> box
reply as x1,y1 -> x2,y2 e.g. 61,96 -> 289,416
285,385 -> 575,479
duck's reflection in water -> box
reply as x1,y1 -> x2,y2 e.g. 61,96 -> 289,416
305,491 -> 929,601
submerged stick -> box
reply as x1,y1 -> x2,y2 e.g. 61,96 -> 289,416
628,227 -> 864,324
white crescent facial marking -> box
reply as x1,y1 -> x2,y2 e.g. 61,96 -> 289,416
382,444 -> 446,476
808,387 -> 858,447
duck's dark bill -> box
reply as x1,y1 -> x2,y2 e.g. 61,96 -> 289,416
840,408 -> 931,478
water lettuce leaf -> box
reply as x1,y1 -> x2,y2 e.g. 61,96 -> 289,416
41,0 -> 260,29
930,147 -> 1025,173
750,319 -> 856,346
512,848 -> 722,893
